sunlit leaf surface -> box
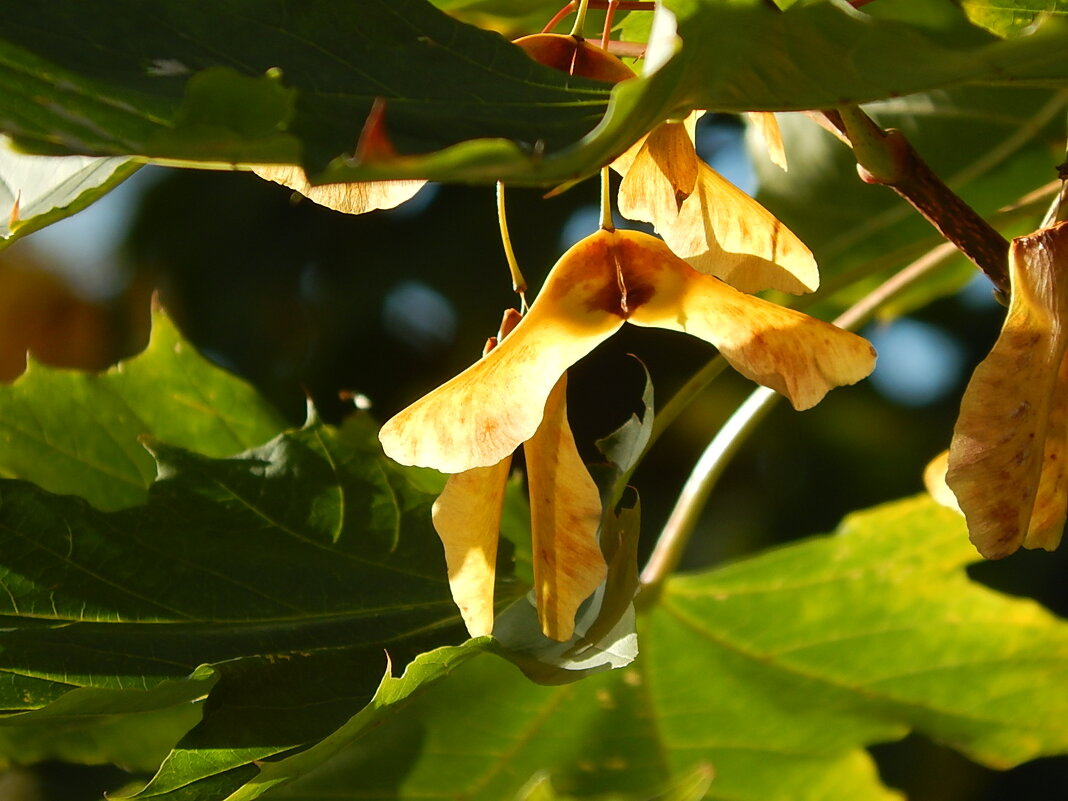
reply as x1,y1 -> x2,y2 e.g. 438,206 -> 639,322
262,497 -> 1068,801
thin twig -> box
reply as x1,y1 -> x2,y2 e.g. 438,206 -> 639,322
542,1 -> 654,34
543,3 -> 576,33
813,90 -> 1068,275
600,0 -> 620,49
638,386 -> 779,593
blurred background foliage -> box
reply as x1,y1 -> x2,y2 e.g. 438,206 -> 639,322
1,84 -> 1066,798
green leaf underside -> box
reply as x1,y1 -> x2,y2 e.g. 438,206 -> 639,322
0,305 -> 288,511
0,418 -> 472,793
0,138 -> 139,247
1,1 -> 1067,189
257,497 -> 1068,801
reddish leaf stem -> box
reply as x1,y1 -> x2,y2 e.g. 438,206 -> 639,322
542,1 -> 655,34
600,0 -> 620,49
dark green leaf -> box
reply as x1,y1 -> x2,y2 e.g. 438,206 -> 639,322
0,305 -> 288,510
0,704 -> 203,773
2,1 -> 1067,190
0,417 -> 476,793
0,0 -> 611,183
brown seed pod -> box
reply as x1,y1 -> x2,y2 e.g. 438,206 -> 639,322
513,33 -> 635,84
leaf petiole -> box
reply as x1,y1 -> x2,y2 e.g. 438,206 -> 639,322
569,0 -> 592,37
599,167 -> 614,231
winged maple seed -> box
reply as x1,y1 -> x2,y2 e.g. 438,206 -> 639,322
380,229 -> 875,639
613,113 -> 818,295
747,111 -> 788,172
252,98 -> 426,215
946,220 -> 1068,559
429,312 -> 605,642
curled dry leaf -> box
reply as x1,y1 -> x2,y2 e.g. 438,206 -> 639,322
617,118 -> 700,225
383,229 -> 873,640
947,220 -> 1068,559
619,233 -> 874,409
613,119 -> 818,295
379,228 -> 874,474
426,315 -> 606,642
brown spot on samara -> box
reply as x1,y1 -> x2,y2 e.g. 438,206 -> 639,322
584,280 -> 626,317
623,278 -> 656,312
615,242 -> 659,315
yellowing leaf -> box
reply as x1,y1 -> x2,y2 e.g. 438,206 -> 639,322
947,221 -> 1068,558
432,455 -> 513,638
525,375 -> 606,641
1027,354 -> 1068,548
251,164 -> 425,214
378,238 -> 626,473
657,160 -> 818,295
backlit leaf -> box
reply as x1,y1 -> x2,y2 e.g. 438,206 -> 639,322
262,496 -> 1068,800
0,137 -> 139,249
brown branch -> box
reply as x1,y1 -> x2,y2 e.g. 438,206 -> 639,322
822,107 -> 1011,297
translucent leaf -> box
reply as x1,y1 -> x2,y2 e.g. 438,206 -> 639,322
0,136 -> 138,248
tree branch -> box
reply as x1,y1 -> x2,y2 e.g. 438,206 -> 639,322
822,106 -> 1011,297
